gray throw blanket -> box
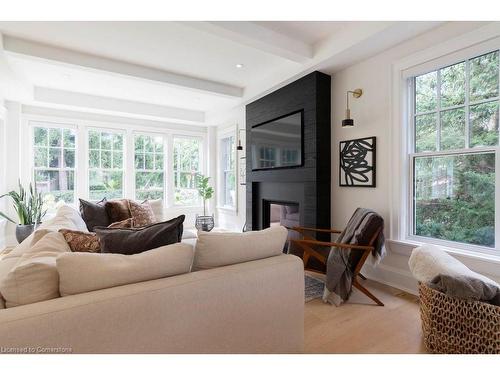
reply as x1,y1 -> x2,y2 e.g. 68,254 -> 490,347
323,208 -> 385,306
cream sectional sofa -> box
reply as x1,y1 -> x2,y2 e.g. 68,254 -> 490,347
0,206 -> 304,354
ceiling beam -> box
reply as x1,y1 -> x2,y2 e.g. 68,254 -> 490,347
3,35 -> 243,98
187,22 -> 313,63
34,87 -> 205,123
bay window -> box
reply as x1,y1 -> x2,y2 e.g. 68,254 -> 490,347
32,122 -> 76,207
88,129 -> 124,200
410,50 -> 499,251
173,136 -> 202,206
134,133 -> 165,200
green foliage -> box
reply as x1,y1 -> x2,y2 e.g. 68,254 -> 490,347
196,174 -> 214,216
0,181 -> 47,225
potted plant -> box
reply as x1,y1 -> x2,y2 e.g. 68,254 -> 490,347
195,174 -> 215,232
0,181 -> 46,243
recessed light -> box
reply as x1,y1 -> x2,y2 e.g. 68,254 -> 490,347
235,63 -> 244,69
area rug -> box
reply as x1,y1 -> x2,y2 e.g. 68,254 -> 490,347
305,274 -> 325,302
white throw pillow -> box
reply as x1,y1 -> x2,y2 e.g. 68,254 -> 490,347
58,242 -> 195,296
193,226 -> 288,271
148,199 -> 164,222
0,232 -> 70,308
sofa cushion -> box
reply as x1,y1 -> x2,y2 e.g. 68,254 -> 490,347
409,244 -> 500,305
57,242 -> 194,296
59,229 -> 101,253
95,215 -> 185,255
105,199 -> 131,223
129,200 -> 156,227
0,294 -> 4,309
79,198 -> 110,231
193,226 -> 288,271
0,232 -> 70,308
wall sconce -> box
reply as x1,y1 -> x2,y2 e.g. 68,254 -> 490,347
236,128 -> 245,151
342,88 -> 363,127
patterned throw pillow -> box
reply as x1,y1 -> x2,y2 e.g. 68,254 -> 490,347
105,199 -> 131,223
59,229 -> 101,253
107,218 -> 135,228
129,200 -> 157,227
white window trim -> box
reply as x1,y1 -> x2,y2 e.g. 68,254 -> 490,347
21,112 -> 207,211
172,134 -> 206,209
217,126 -> 237,212
132,130 -> 167,202
391,23 -> 500,260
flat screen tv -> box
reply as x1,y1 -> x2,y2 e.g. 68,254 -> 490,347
251,110 -> 304,171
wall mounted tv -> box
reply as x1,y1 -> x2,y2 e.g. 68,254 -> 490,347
251,110 -> 304,171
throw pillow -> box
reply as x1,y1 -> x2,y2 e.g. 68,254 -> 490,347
57,242 -> 194,296
95,215 -> 185,255
105,199 -> 131,223
108,218 -> 135,228
129,200 -> 156,227
193,226 -> 288,271
79,198 -> 110,231
59,229 -> 101,253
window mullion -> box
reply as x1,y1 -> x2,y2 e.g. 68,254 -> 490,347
436,69 -> 442,151
465,59 -> 471,148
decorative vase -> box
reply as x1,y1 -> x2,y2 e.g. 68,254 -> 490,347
195,214 -> 215,232
15,224 -> 37,243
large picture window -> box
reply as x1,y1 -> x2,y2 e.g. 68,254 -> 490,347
134,133 -> 164,200
32,123 -> 76,207
220,135 -> 236,208
88,129 -> 124,200
173,137 -> 201,206
411,50 -> 499,250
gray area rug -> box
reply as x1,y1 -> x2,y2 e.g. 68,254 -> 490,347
305,274 -> 325,302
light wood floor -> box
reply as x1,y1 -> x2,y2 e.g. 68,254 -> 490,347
304,273 -> 426,353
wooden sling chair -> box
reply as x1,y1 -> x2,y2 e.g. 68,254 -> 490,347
289,222 -> 384,306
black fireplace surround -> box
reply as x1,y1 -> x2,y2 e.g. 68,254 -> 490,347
245,71 -> 331,238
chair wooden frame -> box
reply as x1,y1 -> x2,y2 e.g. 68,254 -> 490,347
289,226 -> 384,306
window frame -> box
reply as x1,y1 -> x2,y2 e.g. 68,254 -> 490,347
218,132 -> 237,210
86,127 -> 126,201
133,131 -> 166,201
29,120 -> 78,207
172,134 -> 205,208
406,47 -> 500,256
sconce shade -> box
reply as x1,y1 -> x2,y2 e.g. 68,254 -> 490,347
342,118 -> 354,127
236,142 -> 243,151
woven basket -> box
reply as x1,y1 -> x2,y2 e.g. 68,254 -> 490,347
419,282 -> 500,354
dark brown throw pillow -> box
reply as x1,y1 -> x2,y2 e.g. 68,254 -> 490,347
59,229 -> 101,253
79,198 -> 110,232
105,199 -> 131,223
95,215 -> 185,255
107,218 -> 135,228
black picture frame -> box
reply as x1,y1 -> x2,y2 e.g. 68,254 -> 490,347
339,136 -> 376,187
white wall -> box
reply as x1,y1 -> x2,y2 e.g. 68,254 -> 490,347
331,22 -> 500,293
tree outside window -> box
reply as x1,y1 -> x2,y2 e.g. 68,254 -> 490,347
134,134 -> 164,201
173,137 -> 202,206
220,136 -> 236,208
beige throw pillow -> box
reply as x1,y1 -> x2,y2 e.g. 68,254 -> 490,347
129,200 -> 156,227
0,232 -> 70,308
193,226 -> 288,271
58,242 -> 195,296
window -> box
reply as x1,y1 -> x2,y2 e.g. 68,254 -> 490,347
220,135 -> 236,208
411,50 -> 499,250
32,123 -> 76,207
173,137 -> 202,206
134,134 -> 164,200
88,129 -> 124,200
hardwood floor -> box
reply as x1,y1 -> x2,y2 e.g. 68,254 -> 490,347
304,274 -> 426,353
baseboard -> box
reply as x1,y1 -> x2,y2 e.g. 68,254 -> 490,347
362,263 -> 418,296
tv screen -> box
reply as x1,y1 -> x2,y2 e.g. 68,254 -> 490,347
251,110 -> 303,171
